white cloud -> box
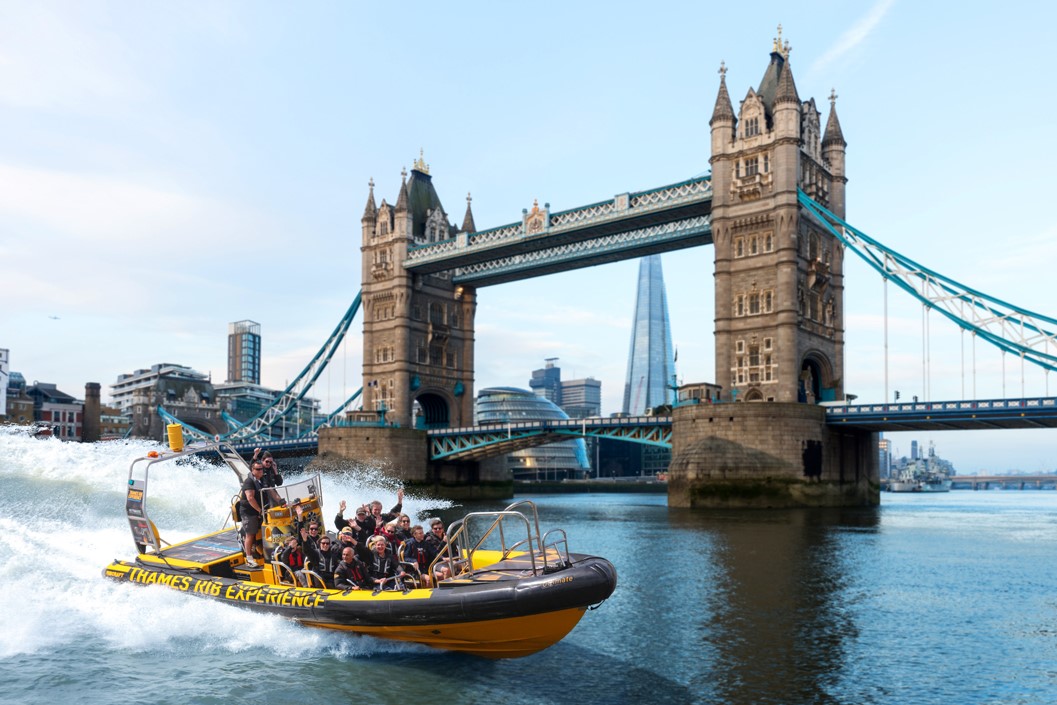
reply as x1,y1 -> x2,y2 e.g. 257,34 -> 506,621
811,0 -> 896,74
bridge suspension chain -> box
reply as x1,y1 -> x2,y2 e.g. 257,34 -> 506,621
221,291 -> 363,441
799,192 -> 1057,373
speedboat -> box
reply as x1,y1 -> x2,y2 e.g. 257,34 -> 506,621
102,432 -> 617,658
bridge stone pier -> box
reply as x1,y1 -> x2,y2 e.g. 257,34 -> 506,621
668,33 -> 877,507
318,423 -> 511,500
669,403 -> 877,508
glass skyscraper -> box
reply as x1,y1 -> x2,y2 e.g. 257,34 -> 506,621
622,254 -> 676,415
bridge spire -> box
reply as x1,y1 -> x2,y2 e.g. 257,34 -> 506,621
823,89 -> 846,148
775,55 -> 799,105
461,192 -> 477,233
710,61 -> 735,125
362,177 -> 377,223
395,167 -> 409,212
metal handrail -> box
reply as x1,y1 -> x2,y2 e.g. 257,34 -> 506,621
429,500 -> 560,580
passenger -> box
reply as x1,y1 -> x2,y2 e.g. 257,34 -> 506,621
375,520 -> 398,552
335,526 -> 368,563
334,546 -> 369,591
393,514 -> 414,546
293,505 -> 323,553
334,501 -> 367,534
425,518 -> 452,582
335,489 -> 403,536
313,536 -> 341,587
402,524 -> 431,587
238,462 -> 266,567
365,535 -> 406,590
256,449 -> 284,488
368,489 -> 405,528
278,535 -> 308,585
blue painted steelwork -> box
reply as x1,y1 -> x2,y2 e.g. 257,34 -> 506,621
403,176 -> 713,287
224,291 -> 362,441
429,416 -> 672,461
824,396 -> 1057,431
156,406 -> 215,442
228,435 -> 322,456
799,191 -> 1057,372
159,292 -> 363,443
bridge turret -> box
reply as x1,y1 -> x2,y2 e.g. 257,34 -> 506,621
822,91 -> 847,219
770,54 -> 801,197
362,178 -> 377,225
461,192 -> 476,234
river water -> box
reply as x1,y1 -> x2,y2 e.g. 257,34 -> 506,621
1,426 -> 1055,705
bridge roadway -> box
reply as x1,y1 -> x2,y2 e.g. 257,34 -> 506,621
232,395 -> 1057,461
948,475 -> 1057,490
824,396 -> 1057,431
428,415 -> 672,461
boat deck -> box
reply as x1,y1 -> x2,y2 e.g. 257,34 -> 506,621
157,528 -> 244,566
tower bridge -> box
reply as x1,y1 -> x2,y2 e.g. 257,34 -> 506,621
323,32 -> 871,506
165,32 -> 1056,506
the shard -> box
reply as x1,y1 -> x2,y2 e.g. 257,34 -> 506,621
622,254 -> 676,414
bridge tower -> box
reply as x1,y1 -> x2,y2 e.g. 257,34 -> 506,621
669,31 -> 876,508
709,33 -> 847,404
359,156 -> 478,429
322,156 -> 504,499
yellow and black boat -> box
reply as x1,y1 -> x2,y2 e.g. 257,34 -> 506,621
103,433 -> 617,658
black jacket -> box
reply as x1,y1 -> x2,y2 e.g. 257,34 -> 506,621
334,557 -> 368,590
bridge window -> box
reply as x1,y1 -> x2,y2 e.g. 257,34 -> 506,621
445,351 -> 457,369
764,291 -> 773,313
764,233 -> 773,252
413,305 -> 422,321
743,116 -> 760,138
735,339 -> 745,354
749,236 -> 759,255
430,345 -> 443,365
735,296 -> 745,316
748,293 -> 760,315
763,154 -> 770,173
763,337 -> 773,350
744,156 -> 759,177
764,355 -> 773,381
417,345 -> 427,363
748,344 -> 760,367
735,238 -> 745,258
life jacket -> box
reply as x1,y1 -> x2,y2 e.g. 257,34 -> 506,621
282,546 -> 305,570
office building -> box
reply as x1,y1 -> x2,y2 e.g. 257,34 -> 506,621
227,320 -> 261,385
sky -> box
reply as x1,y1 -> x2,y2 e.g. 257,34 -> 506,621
3,1 -> 1056,473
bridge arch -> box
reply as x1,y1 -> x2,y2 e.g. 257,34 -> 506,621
176,414 -> 226,436
799,351 -> 833,404
414,390 -> 452,429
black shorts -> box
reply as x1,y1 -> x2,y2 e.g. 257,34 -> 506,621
242,511 -> 262,536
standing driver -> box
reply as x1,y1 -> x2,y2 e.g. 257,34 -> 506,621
239,462 -> 266,567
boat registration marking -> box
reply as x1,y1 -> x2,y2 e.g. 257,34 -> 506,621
540,576 -> 573,589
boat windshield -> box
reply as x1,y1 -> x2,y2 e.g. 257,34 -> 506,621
265,476 -> 322,509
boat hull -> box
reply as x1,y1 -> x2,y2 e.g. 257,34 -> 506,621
103,552 -> 617,658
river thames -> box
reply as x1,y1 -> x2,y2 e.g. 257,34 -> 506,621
1,427 -> 1054,705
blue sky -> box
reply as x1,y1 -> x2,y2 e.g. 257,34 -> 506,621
3,1 -> 1056,472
